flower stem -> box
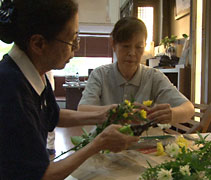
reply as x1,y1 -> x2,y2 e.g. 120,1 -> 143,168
51,144 -> 81,161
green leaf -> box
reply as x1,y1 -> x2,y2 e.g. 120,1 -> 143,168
82,128 -> 89,137
182,34 -> 189,39
140,135 -> 174,140
71,136 -> 84,146
146,160 -> 152,168
119,125 -> 134,136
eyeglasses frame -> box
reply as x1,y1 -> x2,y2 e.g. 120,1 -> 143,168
54,36 -> 80,51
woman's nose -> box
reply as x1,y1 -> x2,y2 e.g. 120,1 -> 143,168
128,47 -> 136,56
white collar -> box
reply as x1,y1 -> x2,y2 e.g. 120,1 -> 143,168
8,44 -> 46,96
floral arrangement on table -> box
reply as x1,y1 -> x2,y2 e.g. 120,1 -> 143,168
71,99 -> 152,150
53,99 -> 152,160
139,133 -> 211,180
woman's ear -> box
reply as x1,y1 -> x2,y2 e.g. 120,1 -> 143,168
28,34 -> 47,55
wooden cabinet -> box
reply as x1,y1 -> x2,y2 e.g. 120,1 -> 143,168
159,66 -> 191,99
63,84 -> 85,110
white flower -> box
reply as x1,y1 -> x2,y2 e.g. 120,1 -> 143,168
139,175 -> 144,180
157,168 -> 173,180
165,143 -> 180,157
197,171 -> 209,180
180,165 -> 191,176
158,123 -> 171,129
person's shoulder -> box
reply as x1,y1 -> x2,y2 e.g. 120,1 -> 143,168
93,63 -> 113,75
95,63 -> 113,70
141,65 -> 167,83
0,55 -> 27,92
0,55 -> 21,79
141,64 -> 162,75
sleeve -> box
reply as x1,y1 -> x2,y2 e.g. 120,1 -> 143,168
151,69 -> 188,107
78,68 -> 103,106
0,85 -> 49,179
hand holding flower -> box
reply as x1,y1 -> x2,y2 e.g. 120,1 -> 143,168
93,124 -> 139,153
147,104 -> 172,124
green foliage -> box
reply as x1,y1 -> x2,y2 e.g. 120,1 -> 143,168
182,34 -> 189,39
119,125 -> 134,136
160,35 -> 177,48
70,128 -> 96,150
70,100 -> 148,152
52,100 -> 150,160
139,134 -> 211,180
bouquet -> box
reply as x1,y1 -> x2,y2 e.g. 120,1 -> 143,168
139,133 -> 211,180
71,100 -> 152,150
53,100 -> 152,160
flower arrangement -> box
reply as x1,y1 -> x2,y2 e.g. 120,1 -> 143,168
71,100 -> 151,150
139,133 -> 211,180
97,99 -> 151,132
53,100 -> 152,160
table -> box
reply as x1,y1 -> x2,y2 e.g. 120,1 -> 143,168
65,131 -> 211,180
68,150 -> 170,180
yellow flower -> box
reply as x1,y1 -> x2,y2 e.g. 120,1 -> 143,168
156,142 -> 166,156
140,109 -> 147,119
123,113 -> 128,118
176,136 -> 189,150
124,99 -> 129,104
143,100 -> 153,107
112,108 -> 116,113
124,99 -> 131,107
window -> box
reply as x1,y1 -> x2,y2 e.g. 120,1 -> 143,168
138,7 -> 154,51
1,35 -> 113,78
52,34 -> 113,77
195,0 -> 202,104
0,41 -> 13,60
75,34 -> 112,57
52,57 -> 112,77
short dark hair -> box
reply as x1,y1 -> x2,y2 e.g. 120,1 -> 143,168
111,16 -> 147,44
0,0 -> 78,51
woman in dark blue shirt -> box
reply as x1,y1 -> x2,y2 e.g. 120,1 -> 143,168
0,0 -> 139,179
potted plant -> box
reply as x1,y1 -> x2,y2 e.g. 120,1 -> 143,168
160,35 -> 177,57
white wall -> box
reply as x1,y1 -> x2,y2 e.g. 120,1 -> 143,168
78,0 -> 108,24
77,0 -> 120,33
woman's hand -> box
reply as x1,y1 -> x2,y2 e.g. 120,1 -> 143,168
92,124 -> 139,153
133,101 -> 150,111
94,104 -> 118,125
147,104 -> 172,124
